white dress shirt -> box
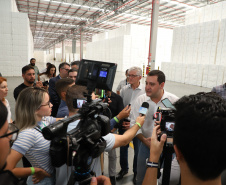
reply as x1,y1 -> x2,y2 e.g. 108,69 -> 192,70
120,83 -> 145,107
130,90 -> 179,138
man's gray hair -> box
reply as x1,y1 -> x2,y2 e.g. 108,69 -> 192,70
128,66 -> 142,76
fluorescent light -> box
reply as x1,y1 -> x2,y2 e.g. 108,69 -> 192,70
37,12 -> 118,29
161,0 -> 196,10
41,0 -> 105,11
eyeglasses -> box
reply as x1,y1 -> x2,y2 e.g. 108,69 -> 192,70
127,75 -> 139,78
37,101 -> 52,109
62,68 -> 70,72
0,123 -> 19,143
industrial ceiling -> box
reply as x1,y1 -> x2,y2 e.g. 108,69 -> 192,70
15,0 -> 216,50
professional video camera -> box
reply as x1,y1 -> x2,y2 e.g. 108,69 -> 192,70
42,59 -> 117,185
155,98 -> 178,185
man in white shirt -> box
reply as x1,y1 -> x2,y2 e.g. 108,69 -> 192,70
116,69 -> 129,95
117,66 -> 145,183
130,70 -> 179,185
143,92 -> 226,185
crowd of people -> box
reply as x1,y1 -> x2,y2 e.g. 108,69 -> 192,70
1,57 -> 226,185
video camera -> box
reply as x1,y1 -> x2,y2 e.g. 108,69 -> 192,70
155,99 -> 177,185
42,59 -> 117,185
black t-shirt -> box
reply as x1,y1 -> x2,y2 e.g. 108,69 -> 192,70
108,92 -> 124,117
13,83 -> 29,100
108,92 -> 124,129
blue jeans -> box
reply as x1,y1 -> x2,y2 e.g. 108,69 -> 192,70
119,129 -> 129,171
136,142 -> 150,185
133,137 -> 141,174
27,173 -> 55,185
119,129 -> 141,173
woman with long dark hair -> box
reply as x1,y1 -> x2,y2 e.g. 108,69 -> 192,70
39,64 -> 56,82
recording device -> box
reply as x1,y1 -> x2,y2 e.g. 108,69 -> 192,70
139,102 -> 149,116
96,89 -> 109,104
42,59 -> 117,185
156,107 -> 175,138
161,98 -> 176,110
42,81 -> 49,86
76,59 -> 117,92
73,99 -> 87,109
156,100 -> 177,185
152,100 -> 174,137
122,104 -> 131,128
153,99 -> 176,137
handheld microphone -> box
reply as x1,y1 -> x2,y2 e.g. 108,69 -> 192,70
139,102 -> 149,116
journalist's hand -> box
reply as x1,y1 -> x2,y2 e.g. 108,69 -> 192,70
117,105 -> 131,120
136,115 -> 145,127
143,137 -> 152,149
150,125 -> 167,162
154,120 -> 161,126
90,176 -> 111,185
35,81 -> 43,88
32,168 -> 51,184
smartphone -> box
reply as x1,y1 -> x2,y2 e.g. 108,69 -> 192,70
161,98 -> 176,110
42,81 -> 49,86
126,104 -> 131,110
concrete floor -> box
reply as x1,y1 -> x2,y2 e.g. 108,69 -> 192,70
5,71 -> 211,185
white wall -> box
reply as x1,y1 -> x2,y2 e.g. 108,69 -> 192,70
86,24 -> 173,72
0,0 -> 33,76
34,50 -> 46,71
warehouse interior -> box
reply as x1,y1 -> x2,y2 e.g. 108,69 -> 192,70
1,0 -> 226,88
1,0 -> 226,184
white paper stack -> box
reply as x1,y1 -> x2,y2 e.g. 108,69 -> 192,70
216,65 -> 225,85
0,5 -> 33,76
161,62 -> 169,79
194,64 -> 203,86
211,3 -> 222,21
221,1 -> 226,19
204,6 -> 213,22
205,65 -> 219,88
201,65 -> 209,87
223,67 -> 226,83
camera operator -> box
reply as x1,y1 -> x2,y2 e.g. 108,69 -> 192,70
143,92 -> 226,185
130,70 -> 179,185
56,85 -> 146,185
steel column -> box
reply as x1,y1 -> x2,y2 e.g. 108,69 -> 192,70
148,0 -> 160,70
72,39 -> 76,54
80,29 -> 83,60
62,40 -> 65,62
